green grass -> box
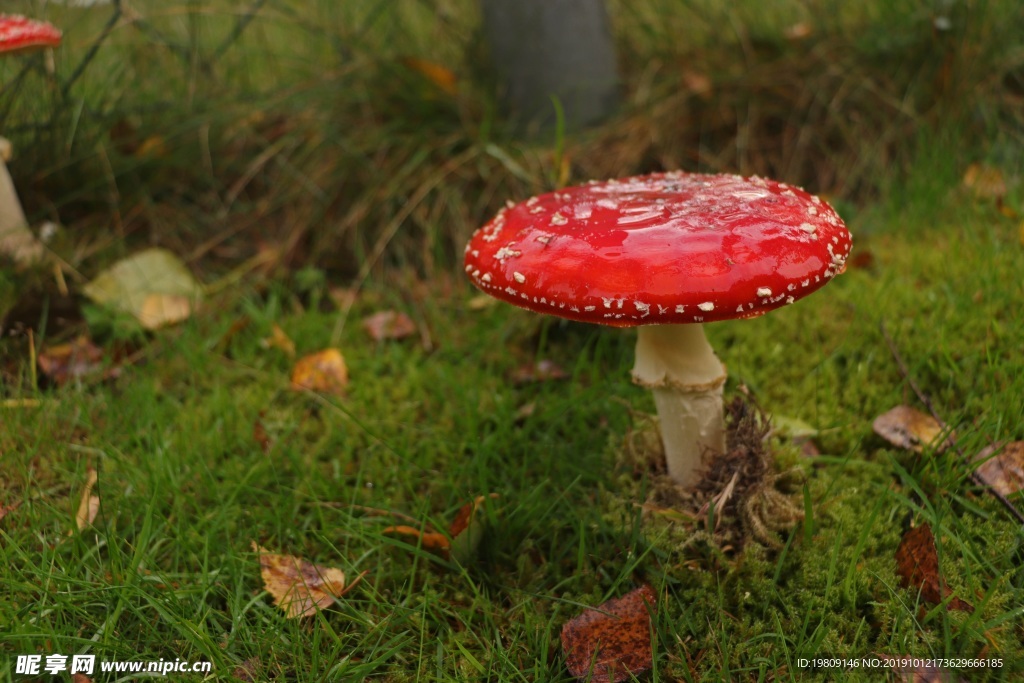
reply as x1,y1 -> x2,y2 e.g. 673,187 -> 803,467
2,148 -> 1024,681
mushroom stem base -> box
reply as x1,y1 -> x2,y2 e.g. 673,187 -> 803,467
650,383 -> 726,486
0,150 -> 44,265
632,324 -> 726,487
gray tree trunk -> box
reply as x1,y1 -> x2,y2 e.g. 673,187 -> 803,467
480,0 -> 619,133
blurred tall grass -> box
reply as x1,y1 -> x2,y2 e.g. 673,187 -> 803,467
2,0 -> 1021,280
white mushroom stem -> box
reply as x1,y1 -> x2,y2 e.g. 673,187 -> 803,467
631,323 -> 727,487
0,136 -> 44,265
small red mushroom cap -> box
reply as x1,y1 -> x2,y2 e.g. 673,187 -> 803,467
0,15 -> 62,54
463,172 -> 851,327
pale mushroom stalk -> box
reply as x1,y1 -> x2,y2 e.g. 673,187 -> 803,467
0,137 -> 44,263
631,324 -> 726,487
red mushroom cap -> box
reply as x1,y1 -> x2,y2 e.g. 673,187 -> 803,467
0,14 -> 62,54
463,172 -> 851,327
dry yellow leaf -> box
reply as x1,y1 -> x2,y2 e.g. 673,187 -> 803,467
962,163 -> 1007,200
73,468 -> 99,532
261,324 -> 296,356
83,248 -> 202,329
468,294 -> 496,310
252,542 -> 349,618
138,294 -> 193,330
974,441 -> 1024,497
872,405 -> 953,453
400,56 -> 458,95
290,348 -> 348,395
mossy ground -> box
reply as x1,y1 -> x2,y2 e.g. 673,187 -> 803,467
2,164 -> 1023,681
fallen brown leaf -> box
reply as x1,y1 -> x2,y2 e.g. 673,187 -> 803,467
38,336 -> 107,385
290,348 -> 348,395
962,163 -> 1007,201
382,494 -> 500,563
894,523 -> 973,612
561,584 -> 657,683
73,468 -> 100,533
892,662 -> 964,683
511,359 -> 568,385
72,675 -> 94,683
973,441 -> 1024,497
784,22 -> 813,40
399,56 -> 458,95
382,525 -> 451,556
873,406 -> 953,453
328,287 -> 357,311
137,293 -> 193,330
253,411 -> 271,454
0,500 -> 21,524
261,324 -> 295,356
467,294 -> 496,310
232,657 -> 261,682
362,310 -> 416,341
252,542 -> 353,618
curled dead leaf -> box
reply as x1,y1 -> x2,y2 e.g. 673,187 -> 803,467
467,294 -> 496,310
561,584 -> 657,683
383,525 -> 451,556
973,441 -> 1024,497
0,500 -> 21,524
399,56 -> 458,95
892,661 -> 964,683
362,310 -> 416,341
253,411 -> 271,454
511,359 -> 568,385
261,324 -> 295,356
252,542 -> 356,618
962,163 -> 1007,201
290,348 -> 349,395
38,336 -> 108,385
73,468 -> 99,533
382,494 -> 500,563
894,523 -> 973,612
873,406 -> 953,453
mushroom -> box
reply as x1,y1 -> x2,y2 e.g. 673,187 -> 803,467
463,172 -> 851,487
0,14 -> 62,265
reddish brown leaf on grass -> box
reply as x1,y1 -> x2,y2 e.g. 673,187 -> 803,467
0,500 -> 21,524
232,657 -> 262,682
38,336 -> 107,385
362,310 -> 416,341
253,411 -> 271,454
511,359 -> 568,385
290,349 -> 348,395
561,584 -> 657,683
873,406 -> 953,453
973,441 -> 1024,497
252,542 -> 354,618
895,524 -> 973,612
849,249 -> 876,270
72,675 -> 94,683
